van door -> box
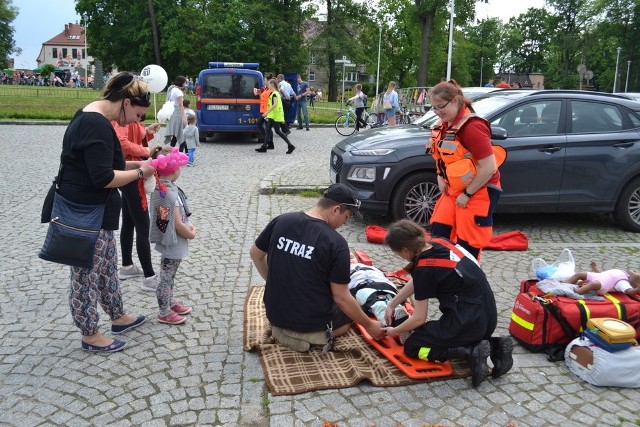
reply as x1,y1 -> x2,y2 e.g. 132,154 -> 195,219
199,71 -> 261,132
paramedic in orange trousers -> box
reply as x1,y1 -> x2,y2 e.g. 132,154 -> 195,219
428,80 -> 502,260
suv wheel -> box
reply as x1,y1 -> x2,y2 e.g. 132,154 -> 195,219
614,176 -> 640,232
390,172 -> 440,226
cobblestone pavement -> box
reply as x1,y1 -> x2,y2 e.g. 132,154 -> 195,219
1,124 -> 639,427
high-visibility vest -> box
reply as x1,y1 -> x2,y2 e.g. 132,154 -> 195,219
428,111 -> 506,191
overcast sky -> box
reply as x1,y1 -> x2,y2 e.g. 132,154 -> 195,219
10,0 -> 546,70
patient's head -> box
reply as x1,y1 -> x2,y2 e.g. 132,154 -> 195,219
349,250 -> 359,265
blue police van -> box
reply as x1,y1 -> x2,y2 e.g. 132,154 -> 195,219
195,62 -> 263,141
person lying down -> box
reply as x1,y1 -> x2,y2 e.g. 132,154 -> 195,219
349,251 -> 410,343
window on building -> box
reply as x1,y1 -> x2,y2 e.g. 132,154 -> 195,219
347,72 -> 358,82
310,54 -> 316,65
72,49 -> 78,59
309,72 -> 315,82
82,49 -> 86,59
62,48 -> 68,58
52,48 -> 58,58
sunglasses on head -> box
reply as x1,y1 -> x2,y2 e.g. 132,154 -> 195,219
341,199 -> 361,209
129,91 -> 151,105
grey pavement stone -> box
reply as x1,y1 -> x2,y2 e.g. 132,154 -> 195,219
1,124 -> 640,427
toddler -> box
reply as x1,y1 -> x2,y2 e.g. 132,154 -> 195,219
183,115 -> 199,166
149,148 -> 196,325
349,251 -> 410,343
567,267 -> 640,296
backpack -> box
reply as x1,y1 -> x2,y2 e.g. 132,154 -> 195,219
361,93 -> 368,107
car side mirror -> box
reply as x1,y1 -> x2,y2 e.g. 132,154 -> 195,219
491,126 -> 508,140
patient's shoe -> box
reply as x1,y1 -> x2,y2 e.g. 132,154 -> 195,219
391,304 -> 410,344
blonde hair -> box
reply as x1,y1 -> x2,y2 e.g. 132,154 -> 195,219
386,81 -> 396,94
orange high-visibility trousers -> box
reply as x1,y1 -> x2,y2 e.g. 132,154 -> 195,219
430,186 -> 493,250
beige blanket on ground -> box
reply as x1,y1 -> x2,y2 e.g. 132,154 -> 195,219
243,286 -> 470,396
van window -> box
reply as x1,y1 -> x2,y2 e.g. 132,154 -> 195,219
202,74 -> 259,99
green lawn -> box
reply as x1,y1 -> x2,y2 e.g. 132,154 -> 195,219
0,85 -> 347,124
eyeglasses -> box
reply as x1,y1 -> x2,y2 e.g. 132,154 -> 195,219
341,199 -> 361,209
431,100 -> 451,111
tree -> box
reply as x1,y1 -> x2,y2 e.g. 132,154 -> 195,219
545,0 -> 592,88
75,0 -> 309,80
0,0 -> 19,68
462,17 -> 502,86
310,0 -> 368,101
498,9 -> 554,74
414,0 -> 475,86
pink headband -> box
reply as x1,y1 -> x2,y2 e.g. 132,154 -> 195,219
150,147 -> 189,176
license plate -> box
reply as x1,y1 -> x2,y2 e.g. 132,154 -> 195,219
207,104 -> 229,110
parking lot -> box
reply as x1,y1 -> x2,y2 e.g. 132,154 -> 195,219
1,124 -> 639,426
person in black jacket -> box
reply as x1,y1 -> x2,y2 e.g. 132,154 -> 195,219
382,219 -> 513,387
58,72 -> 156,353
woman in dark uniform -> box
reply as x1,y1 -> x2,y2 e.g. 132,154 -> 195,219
382,219 -> 512,387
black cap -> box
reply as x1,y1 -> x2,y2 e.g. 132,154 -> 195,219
323,183 -> 363,219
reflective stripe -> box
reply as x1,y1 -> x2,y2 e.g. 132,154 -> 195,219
511,312 -> 534,331
577,300 -> 589,332
418,347 -> 431,361
438,140 -> 458,152
604,294 -> 623,319
416,258 -> 457,268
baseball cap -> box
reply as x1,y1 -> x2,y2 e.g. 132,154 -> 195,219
323,183 -> 363,219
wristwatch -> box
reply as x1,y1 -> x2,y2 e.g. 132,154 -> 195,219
136,168 -> 144,179
463,188 -> 474,198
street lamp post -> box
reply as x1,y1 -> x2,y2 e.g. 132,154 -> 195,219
446,0 -> 455,80
335,58 -> 355,110
376,25 -> 382,98
613,47 -> 621,92
83,15 -> 88,88
480,57 -> 484,86
625,60 -> 631,92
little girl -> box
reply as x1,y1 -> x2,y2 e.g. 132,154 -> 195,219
149,147 -> 196,325
382,219 -> 512,388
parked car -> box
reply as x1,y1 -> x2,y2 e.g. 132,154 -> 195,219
330,90 -> 640,231
615,92 -> 640,102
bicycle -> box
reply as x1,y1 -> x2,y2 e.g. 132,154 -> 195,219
370,104 -> 422,128
334,104 -> 377,136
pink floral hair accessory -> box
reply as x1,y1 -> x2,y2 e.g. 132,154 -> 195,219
150,147 -> 189,176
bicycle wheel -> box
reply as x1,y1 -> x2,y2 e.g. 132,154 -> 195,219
335,114 -> 356,136
365,112 -> 377,127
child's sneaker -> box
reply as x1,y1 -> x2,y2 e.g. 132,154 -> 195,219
171,301 -> 192,315
119,264 -> 144,280
140,275 -> 158,292
158,310 -> 186,325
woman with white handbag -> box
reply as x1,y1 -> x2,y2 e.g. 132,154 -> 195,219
163,76 -> 188,147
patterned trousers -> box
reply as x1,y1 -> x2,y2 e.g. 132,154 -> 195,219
157,258 -> 181,316
69,230 -> 125,336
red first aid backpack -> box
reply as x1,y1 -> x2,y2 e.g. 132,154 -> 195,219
509,279 -> 640,361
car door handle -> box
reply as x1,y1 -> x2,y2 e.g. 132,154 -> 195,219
612,142 -> 635,148
538,146 -> 561,153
